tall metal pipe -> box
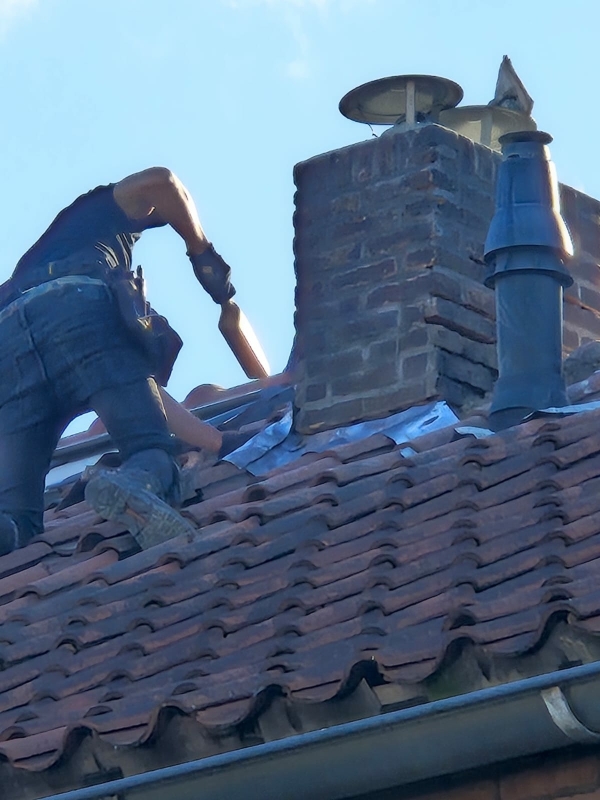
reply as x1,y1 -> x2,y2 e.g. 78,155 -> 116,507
484,131 -> 573,430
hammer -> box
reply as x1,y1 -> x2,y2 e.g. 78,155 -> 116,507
218,300 -> 270,379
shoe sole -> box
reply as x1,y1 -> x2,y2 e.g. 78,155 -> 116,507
85,472 -> 195,550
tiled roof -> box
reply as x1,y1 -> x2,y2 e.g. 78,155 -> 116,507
3,395 -> 600,778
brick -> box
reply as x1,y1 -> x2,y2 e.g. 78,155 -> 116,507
405,196 -> 438,218
330,193 -> 360,215
296,398 -> 367,432
400,273 -> 437,304
565,281 -> 582,304
432,327 -> 497,369
564,325 -> 581,354
405,247 -> 437,270
564,301 -> 600,340
423,296 -> 496,344
499,753 -> 600,800
401,303 -> 427,331
363,221 -> 434,261
572,218 -> 600,256
428,267 -> 495,319
371,206 -> 418,233
296,379 -> 437,433
296,275 -> 329,303
412,122 -> 461,151
304,383 -> 327,402
366,284 -> 407,309
351,138 -> 399,185
458,186 -> 496,216
295,241 -> 363,273
338,295 -> 363,316
436,374 -> 483,410
306,294 -> 364,324
369,338 -> 399,361
572,260 -> 600,289
434,244 -> 487,278
305,348 -> 364,379
580,285 -> 600,314
361,382 -> 437,416
331,362 -> 400,397
330,215 -> 373,242
361,178 -> 414,211
294,147 -> 353,196
402,352 -> 432,381
400,325 -> 430,350
437,350 -> 496,393
435,202 -> 492,239
331,259 -> 398,291
396,167 -> 457,195
345,310 -> 400,345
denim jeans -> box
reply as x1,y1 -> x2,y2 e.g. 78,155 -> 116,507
0,277 -> 176,543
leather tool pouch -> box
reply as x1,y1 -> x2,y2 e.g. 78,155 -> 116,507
110,267 -> 183,387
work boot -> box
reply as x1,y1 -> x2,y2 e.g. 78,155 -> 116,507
84,450 -> 195,550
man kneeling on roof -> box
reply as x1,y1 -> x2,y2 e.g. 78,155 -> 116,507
0,167 -> 241,556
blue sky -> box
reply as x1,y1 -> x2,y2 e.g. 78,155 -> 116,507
0,0 -> 599,432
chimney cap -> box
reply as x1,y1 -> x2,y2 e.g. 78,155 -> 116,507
439,105 -> 537,151
499,130 -> 552,146
339,74 -> 463,126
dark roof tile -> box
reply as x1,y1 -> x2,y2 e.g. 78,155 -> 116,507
5,402 -> 600,776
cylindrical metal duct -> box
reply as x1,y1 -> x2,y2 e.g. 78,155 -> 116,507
484,131 -> 573,430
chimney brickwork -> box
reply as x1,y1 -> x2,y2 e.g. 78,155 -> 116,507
560,186 -> 600,352
292,124 -> 600,434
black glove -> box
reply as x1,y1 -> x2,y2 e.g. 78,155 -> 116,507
189,245 -> 236,305
218,430 -> 256,459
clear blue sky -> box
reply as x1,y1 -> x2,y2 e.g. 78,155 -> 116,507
0,0 -> 598,432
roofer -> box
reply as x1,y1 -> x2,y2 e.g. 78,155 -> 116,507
0,167 -> 234,556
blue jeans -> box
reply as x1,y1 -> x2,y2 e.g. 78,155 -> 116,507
0,278 -> 176,544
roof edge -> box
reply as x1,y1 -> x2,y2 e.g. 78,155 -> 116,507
41,660 -> 600,800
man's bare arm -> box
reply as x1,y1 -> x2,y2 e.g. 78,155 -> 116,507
158,388 -> 222,453
113,167 -> 210,255
113,166 -> 235,305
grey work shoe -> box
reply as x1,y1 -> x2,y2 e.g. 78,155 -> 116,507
84,468 -> 195,550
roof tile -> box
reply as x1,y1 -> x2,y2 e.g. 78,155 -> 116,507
4,401 -> 600,777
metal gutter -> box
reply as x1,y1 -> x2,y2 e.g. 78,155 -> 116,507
42,660 -> 600,800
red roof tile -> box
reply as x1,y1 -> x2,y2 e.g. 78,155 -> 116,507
3,405 -> 600,774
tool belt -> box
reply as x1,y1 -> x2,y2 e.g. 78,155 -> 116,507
108,266 -> 183,387
0,264 -> 182,387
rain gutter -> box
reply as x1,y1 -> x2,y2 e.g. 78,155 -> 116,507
42,660 -> 600,800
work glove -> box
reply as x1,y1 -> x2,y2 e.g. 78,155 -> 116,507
218,429 -> 257,459
189,245 -> 236,305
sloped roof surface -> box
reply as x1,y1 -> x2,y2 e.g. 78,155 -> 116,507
2,400 -> 600,773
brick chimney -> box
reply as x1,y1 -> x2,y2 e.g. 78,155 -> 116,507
292,123 -> 600,434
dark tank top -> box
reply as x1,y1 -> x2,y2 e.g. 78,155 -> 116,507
11,183 -> 166,290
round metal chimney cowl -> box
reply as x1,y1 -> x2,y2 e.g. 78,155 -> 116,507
339,75 -> 463,130
438,105 -> 537,151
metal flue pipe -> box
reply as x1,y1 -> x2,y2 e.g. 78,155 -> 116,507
484,131 -> 573,430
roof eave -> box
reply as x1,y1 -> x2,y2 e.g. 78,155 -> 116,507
41,660 -> 600,800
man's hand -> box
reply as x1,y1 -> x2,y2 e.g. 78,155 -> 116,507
189,245 -> 236,305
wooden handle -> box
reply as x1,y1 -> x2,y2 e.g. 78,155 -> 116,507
218,301 -> 270,379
